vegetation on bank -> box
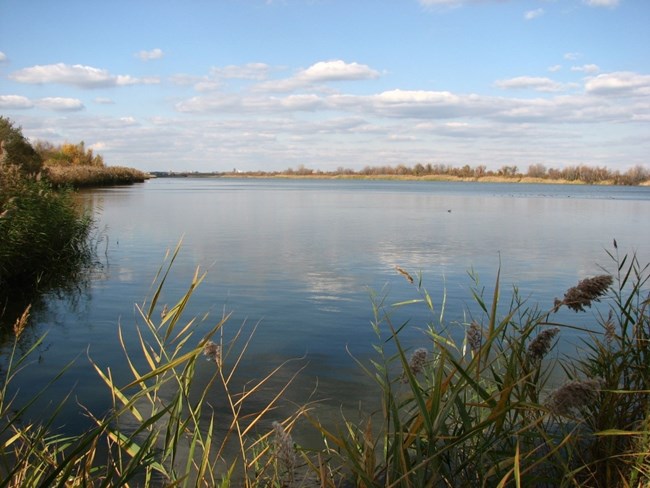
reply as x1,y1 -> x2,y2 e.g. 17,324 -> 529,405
34,140 -> 148,187
212,162 -> 650,186
0,118 -> 95,302
1,244 -> 648,487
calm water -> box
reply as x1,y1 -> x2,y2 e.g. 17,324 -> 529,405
3,178 -> 650,434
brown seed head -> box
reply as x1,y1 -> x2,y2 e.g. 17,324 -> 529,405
546,378 -> 603,416
13,305 -> 31,338
202,340 -> 221,365
466,321 -> 483,354
556,275 -> 613,312
272,421 -> 296,477
527,327 -> 560,362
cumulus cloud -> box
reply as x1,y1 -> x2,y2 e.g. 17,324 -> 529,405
524,8 -> 544,20
36,97 -> 85,111
495,76 -> 565,92
94,97 -> 115,104
0,51 -> 7,62
586,71 -> 650,96
256,60 -> 380,92
564,52 -> 581,61
136,48 -> 164,61
571,64 -> 600,74
9,63 -> 160,88
583,0 -> 620,7
548,65 -> 562,73
301,60 -> 380,82
0,95 -> 33,109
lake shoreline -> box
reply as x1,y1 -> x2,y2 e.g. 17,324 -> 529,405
152,172 -> 650,186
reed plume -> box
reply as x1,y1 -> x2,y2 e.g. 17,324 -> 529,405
546,378 -> 603,416
527,327 -> 560,362
466,321 -> 483,354
554,275 -> 613,312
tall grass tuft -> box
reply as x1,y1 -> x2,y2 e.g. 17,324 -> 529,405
1,244 -> 311,487
311,246 -> 649,487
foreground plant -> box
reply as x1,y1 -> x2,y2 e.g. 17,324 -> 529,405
312,247 -> 649,487
0,244 -> 309,487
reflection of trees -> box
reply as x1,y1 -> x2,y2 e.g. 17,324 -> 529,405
0,229 -> 104,345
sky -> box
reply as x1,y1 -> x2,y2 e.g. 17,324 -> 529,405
0,0 -> 648,173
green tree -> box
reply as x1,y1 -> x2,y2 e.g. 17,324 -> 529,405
0,117 -> 43,175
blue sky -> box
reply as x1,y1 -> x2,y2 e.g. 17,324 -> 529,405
1,0 -> 648,173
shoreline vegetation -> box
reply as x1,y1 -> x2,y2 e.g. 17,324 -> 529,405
1,245 -> 649,486
151,162 -> 650,186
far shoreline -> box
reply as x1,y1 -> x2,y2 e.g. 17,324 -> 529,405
150,171 -> 650,187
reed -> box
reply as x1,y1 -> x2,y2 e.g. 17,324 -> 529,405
309,246 -> 649,487
44,165 -> 148,188
0,245 -> 647,487
0,163 -> 94,301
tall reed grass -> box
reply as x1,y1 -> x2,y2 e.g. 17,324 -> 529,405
0,244 -> 648,487
44,165 -> 148,188
0,163 -> 94,301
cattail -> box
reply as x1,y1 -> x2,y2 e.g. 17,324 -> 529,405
546,378 -> 603,416
202,340 -> 221,365
395,266 -> 414,284
272,421 -> 296,480
466,321 -> 483,354
13,305 -> 31,338
554,275 -> 613,313
527,327 -> 560,362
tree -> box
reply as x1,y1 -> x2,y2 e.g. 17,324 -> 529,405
527,164 -> 547,178
0,117 -> 43,175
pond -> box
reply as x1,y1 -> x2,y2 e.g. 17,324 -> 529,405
3,177 -> 650,437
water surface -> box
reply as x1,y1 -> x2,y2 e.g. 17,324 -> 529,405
4,178 -> 650,432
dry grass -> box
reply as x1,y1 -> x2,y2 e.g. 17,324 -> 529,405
45,164 -> 148,187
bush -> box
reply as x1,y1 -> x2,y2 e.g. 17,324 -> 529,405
0,164 -> 93,294
0,117 -> 43,175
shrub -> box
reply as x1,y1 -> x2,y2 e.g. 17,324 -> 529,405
0,163 -> 93,295
0,117 -> 43,175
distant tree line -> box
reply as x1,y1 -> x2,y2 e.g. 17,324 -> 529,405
251,162 -> 650,186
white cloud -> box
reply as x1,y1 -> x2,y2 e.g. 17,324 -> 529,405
0,95 -> 33,109
548,65 -> 562,73
585,71 -> 650,96
94,97 -> 115,104
300,60 -> 380,82
255,60 -> 380,93
136,48 -> 164,61
564,52 -> 581,61
583,0 -> 620,7
524,8 -> 544,20
37,97 -> 85,111
9,63 -> 159,88
0,51 -> 7,62
0,95 -> 84,111
495,76 -> 565,92
571,64 -> 600,74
